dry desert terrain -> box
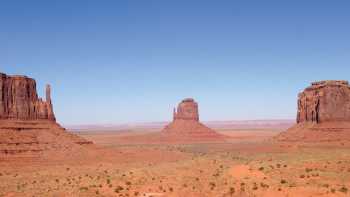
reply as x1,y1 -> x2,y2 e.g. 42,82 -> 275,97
1,121 -> 350,197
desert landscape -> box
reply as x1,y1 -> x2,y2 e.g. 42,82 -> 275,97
1,73 -> 350,197
1,1 -> 349,196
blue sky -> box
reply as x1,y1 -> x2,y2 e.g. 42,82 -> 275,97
1,1 -> 349,125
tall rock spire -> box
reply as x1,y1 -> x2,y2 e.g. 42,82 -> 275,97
46,84 -> 51,104
46,84 -> 55,121
173,107 -> 177,121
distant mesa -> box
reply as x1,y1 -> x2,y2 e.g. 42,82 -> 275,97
162,98 -> 225,141
276,80 -> 350,142
173,98 -> 199,121
0,72 -> 92,159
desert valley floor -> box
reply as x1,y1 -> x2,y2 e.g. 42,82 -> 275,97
1,123 -> 350,197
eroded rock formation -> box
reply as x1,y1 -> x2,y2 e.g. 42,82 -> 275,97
0,73 -> 55,121
0,72 -> 91,159
277,80 -> 350,142
162,98 -> 224,142
173,98 -> 199,121
296,80 -> 350,123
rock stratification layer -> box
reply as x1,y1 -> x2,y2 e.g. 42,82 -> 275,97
277,80 -> 350,142
162,98 -> 224,142
0,72 -> 91,159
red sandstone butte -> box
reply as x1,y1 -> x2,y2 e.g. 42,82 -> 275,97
0,73 -> 55,120
277,80 -> 350,142
0,72 -> 91,158
162,98 -> 224,141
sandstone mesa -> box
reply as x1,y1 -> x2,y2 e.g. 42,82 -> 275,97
277,80 -> 350,142
162,98 -> 224,141
0,72 -> 91,159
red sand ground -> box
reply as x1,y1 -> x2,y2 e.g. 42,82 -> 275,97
276,121 -> 350,142
1,122 -> 350,196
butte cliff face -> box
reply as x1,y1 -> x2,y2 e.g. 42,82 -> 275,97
173,98 -> 199,121
162,98 -> 224,142
0,72 -> 91,159
277,80 -> 350,142
296,80 -> 350,123
0,73 -> 55,121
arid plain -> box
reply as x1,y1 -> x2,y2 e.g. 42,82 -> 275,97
2,121 -> 350,197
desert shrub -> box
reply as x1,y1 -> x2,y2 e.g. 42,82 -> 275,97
79,187 -> 88,191
260,182 -> 269,188
305,168 -> 313,173
252,183 -> 258,190
115,186 -> 124,193
339,186 -> 348,193
280,179 -> 287,184
322,184 -> 329,188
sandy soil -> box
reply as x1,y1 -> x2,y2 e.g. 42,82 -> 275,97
1,126 -> 350,197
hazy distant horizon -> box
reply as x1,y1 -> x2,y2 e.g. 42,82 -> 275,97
64,118 -> 295,126
1,1 -> 349,124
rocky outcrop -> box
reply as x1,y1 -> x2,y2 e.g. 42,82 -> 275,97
296,80 -> 350,123
0,72 -> 92,159
277,80 -> 350,142
173,98 -> 199,121
162,98 -> 224,142
0,73 -> 55,121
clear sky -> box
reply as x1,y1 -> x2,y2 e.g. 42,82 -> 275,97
1,1 -> 349,125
